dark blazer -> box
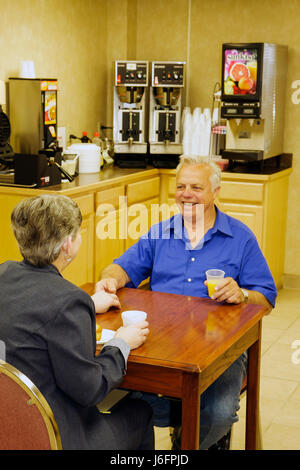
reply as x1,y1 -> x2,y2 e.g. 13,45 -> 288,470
0,260 -> 127,449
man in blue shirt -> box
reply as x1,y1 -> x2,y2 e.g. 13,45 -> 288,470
97,155 -> 277,449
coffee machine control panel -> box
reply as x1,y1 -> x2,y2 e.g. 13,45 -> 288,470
115,61 -> 148,86
152,62 -> 185,87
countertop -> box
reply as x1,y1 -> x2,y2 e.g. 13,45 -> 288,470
0,161 -> 292,197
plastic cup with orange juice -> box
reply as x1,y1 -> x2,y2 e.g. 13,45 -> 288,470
205,269 -> 225,298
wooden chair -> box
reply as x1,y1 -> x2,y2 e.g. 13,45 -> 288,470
0,359 -> 62,450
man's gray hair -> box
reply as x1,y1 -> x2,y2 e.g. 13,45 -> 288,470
176,155 -> 221,191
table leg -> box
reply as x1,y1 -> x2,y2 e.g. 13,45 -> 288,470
181,372 -> 201,450
245,320 -> 262,450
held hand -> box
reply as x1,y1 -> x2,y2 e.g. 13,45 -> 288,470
96,278 -> 118,294
204,277 -> 244,304
91,290 -> 121,313
115,321 -> 149,350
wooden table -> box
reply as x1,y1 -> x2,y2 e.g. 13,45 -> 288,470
82,284 -> 270,450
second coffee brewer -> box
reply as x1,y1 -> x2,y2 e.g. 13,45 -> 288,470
149,61 -> 185,168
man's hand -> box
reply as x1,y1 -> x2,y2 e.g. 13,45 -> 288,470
91,290 -> 121,313
115,321 -> 149,350
204,277 -> 244,304
96,278 -> 118,294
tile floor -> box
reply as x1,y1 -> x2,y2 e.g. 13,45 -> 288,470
154,288 -> 300,450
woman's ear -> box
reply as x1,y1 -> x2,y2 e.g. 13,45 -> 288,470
62,235 -> 72,257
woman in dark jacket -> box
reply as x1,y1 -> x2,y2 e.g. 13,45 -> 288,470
0,194 -> 153,450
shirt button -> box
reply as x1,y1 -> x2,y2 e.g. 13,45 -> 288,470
191,257 -> 195,262
187,278 -> 192,282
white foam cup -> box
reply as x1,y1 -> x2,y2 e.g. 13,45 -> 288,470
19,60 -> 36,78
121,310 -> 147,326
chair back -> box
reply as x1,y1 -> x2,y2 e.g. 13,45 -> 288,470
0,359 -> 62,450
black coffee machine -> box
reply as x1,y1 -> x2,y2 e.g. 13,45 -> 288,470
0,78 -> 72,187
0,105 -> 14,172
14,145 -> 73,188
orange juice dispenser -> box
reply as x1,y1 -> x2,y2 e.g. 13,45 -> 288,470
221,43 -> 288,162
9,78 -> 58,154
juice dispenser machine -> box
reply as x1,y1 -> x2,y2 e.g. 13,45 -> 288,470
113,60 -> 148,168
221,43 -> 288,162
149,61 -> 185,168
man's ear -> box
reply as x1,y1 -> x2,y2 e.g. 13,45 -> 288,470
213,186 -> 221,200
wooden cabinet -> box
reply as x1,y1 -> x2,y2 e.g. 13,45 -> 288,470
63,193 -> 94,286
125,176 -> 160,250
218,202 -> 263,245
0,191 -> 32,264
219,171 -> 291,288
159,172 -> 180,221
94,176 -> 160,280
0,189 -> 95,288
217,179 -> 264,246
94,185 -> 125,282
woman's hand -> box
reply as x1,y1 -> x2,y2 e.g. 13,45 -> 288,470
91,290 -> 121,313
115,321 -> 149,350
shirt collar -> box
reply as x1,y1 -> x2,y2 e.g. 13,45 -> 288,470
212,206 -> 233,237
164,206 -> 233,238
162,213 -> 184,238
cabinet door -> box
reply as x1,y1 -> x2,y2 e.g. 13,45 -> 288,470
125,197 -> 160,250
159,175 -> 180,220
94,186 -> 125,281
0,193 -> 28,263
126,177 -> 160,250
63,194 -> 94,286
218,202 -> 263,246
127,177 -> 160,205
95,208 -> 125,281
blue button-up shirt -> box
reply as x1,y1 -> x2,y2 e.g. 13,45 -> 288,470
114,207 -> 277,306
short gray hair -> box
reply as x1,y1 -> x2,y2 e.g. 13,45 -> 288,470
11,194 -> 82,266
176,155 -> 221,191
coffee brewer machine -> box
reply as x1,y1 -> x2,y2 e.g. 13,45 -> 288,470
113,60 -> 148,168
149,61 -> 185,168
221,43 -> 288,162
8,78 -> 72,187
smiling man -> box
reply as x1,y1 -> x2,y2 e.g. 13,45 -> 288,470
98,155 -> 277,449
176,159 -> 218,244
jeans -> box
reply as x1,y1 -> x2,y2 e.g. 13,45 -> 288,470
97,398 -> 154,450
130,351 -> 248,449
